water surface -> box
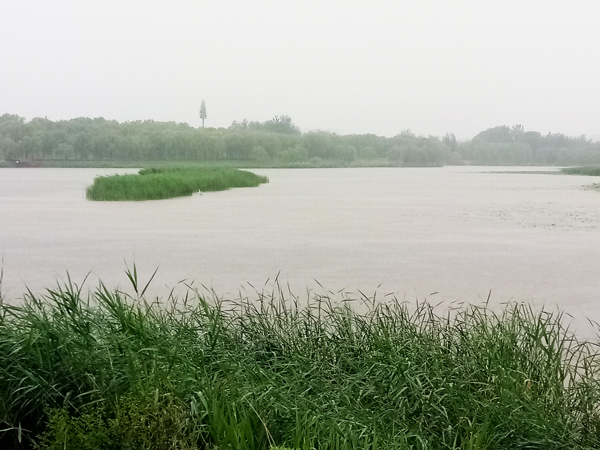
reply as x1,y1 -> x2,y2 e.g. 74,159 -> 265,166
1,167 -> 600,332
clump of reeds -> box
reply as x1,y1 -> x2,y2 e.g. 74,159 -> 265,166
86,167 -> 268,201
1,273 -> 600,449
562,167 -> 600,176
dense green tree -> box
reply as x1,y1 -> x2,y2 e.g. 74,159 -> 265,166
446,151 -> 464,165
0,137 -> 19,160
359,146 -> 377,161
225,133 -> 250,160
334,144 -> 357,164
53,143 -> 76,160
511,124 -> 525,141
280,145 -> 308,163
251,145 -> 269,162
442,133 -> 457,152
387,145 -> 404,164
473,126 -> 514,143
253,115 -> 300,134
302,131 -> 336,159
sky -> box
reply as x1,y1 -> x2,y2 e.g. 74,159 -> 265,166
1,1 -> 600,139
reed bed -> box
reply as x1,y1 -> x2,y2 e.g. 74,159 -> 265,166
1,274 -> 600,449
561,167 -> 600,176
86,167 -> 268,201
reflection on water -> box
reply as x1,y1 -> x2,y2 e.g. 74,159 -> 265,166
1,166 -> 600,333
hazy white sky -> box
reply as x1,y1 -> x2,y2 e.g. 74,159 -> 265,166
1,1 -> 599,138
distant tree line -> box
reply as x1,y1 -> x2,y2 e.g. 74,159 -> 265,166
0,113 -> 598,166
454,125 -> 600,165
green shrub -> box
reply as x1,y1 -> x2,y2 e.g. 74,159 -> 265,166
35,393 -> 197,450
34,408 -> 108,450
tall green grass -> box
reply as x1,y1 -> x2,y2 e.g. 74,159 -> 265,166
86,167 -> 268,201
561,167 -> 600,176
1,274 -> 600,449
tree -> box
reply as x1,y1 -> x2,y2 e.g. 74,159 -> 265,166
511,124 -> 525,141
387,145 -> 404,164
442,133 -> 457,152
263,115 -> 300,134
199,100 -> 207,128
251,145 -> 269,162
335,144 -> 357,164
360,146 -> 377,161
280,145 -> 308,163
473,126 -> 513,143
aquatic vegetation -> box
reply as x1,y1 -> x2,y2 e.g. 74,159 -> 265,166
562,166 -> 600,176
86,167 -> 268,201
1,274 -> 600,449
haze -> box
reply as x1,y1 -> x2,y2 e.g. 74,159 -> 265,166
2,1 -> 599,139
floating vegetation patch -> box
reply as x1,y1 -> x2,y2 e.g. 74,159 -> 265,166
86,167 -> 268,201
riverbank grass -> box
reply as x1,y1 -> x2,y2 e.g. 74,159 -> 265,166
561,166 -> 600,176
1,275 -> 600,449
86,167 -> 268,201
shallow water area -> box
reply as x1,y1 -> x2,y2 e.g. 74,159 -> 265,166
1,166 -> 600,336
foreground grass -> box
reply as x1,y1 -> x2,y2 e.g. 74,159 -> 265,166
86,167 -> 268,201
1,275 -> 600,449
561,167 -> 600,176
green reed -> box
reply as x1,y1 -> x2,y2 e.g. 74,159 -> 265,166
86,167 -> 268,201
1,274 -> 599,449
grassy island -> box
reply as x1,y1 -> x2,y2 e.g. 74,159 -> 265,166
86,167 -> 268,201
1,275 -> 600,449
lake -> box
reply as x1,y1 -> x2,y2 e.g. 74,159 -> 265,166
1,166 -> 600,333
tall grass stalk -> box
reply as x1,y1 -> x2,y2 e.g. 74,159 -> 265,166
1,275 -> 599,449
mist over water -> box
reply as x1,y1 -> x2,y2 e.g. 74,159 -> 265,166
1,167 -> 600,334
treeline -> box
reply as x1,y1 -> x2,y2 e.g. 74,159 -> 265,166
0,114 -> 444,166
451,125 -> 600,165
1,113 -> 599,166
